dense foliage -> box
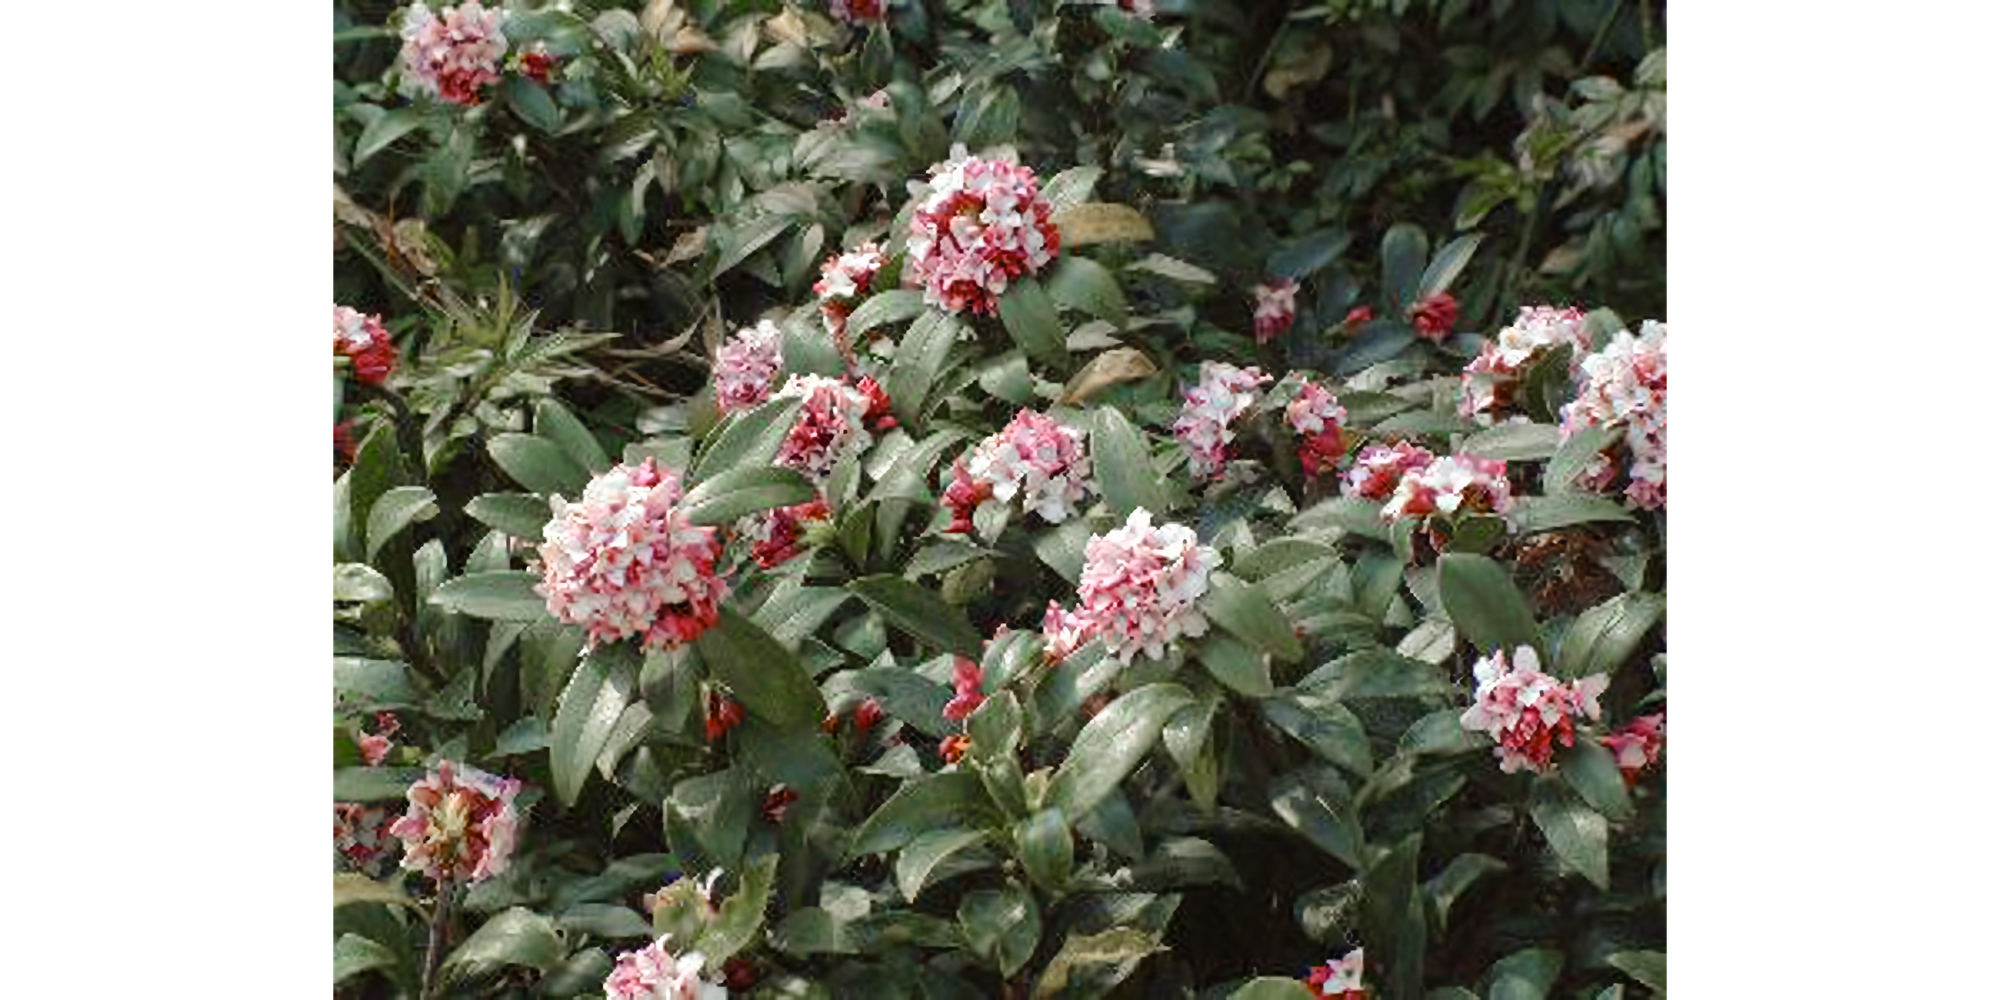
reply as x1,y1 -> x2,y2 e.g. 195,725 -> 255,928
333,2 -> 1666,997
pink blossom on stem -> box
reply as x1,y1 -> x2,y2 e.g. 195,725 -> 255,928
1059,509 -> 1219,664
1286,380 -> 1349,478
942,657 -> 986,721
398,2 -> 509,107
334,305 -> 399,385
814,243 -> 888,358
1341,441 -> 1435,502
1173,361 -> 1272,481
1041,600 -> 1095,664
774,374 -> 871,484
905,146 -> 1062,316
334,803 -> 400,875
603,937 -> 725,1000
385,760 -> 523,885
740,495 -> 833,569
946,409 -> 1096,532
1252,278 -> 1299,343
1304,947 -> 1366,998
1458,305 -> 1592,423
358,711 -> 401,767
1458,646 -> 1608,774
1409,291 -> 1459,343
536,459 -> 729,652
1560,320 -> 1667,510
1600,712 -> 1665,786
713,319 -> 784,416
1379,453 -> 1513,524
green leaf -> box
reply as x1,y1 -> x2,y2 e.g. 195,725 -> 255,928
333,933 -> 402,985
1297,649 -> 1454,701
1289,497 -> 1389,541
1260,696 -> 1373,777
1417,233 -> 1483,300
1381,223 -> 1430,311
1269,768 -> 1363,867
845,289 -> 926,342
551,644 -> 636,807
1092,406 -> 1174,520
333,766 -> 425,802
1438,553 -> 1541,657
1506,494 -> 1636,534
781,306 -> 845,376
680,466 -> 816,527
695,608 -> 826,728
847,575 -> 983,658
535,398 -> 611,475
695,853 -> 779,964
1545,424 -> 1621,494
882,309 -> 962,429
1226,978 -> 1316,1000
1486,947 -> 1564,1000
1192,631 -> 1273,697
465,492 -> 555,540
1528,779 -> 1610,889
1557,591 -> 1664,680
1558,739 -> 1633,821
896,828 -> 993,903
1045,683 -> 1194,820
441,907 -> 565,979
1605,950 -> 1665,992
334,873 -> 419,911
958,883 -> 1040,978
1400,708 -> 1484,756
1460,422 -> 1561,462
1045,255 -> 1129,326
712,213 -> 796,278
1202,573 -> 1303,664
1161,696 -> 1220,811
363,486 -> 436,562
1425,853 -> 1506,932
849,772 -> 995,859
1015,807 -> 1074,893
431,571 -> 548,621
997,275 -> 1069,369
691,396 -> 803,486
1361,834 -> 1426,1000
334,657 -> 417,708
1034,926 -> 1164,998
488,432 -> 590,496
556,904 -> 652,940
502,76 -> 561,133
752,580 -> 852,648
1267,228 -> 1351,279
667,769 -> 753,873
1039,165 -> 1104,214
352,106 -> 426,167
1125,252 -> 1216,284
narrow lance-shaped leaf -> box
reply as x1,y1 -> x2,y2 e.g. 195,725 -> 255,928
997,275 -> 1069,369
1091,405 -> 1174,519
1438,553 -> 1542,657
550,644 -> 636,807
680,466 -> 816,527
431,571 -> 548,621
847,575 -> 983,658
1045,683 -> 1194,820
694,608 -> 825,728
488,432 -> 591,497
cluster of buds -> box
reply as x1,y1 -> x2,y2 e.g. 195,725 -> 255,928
1285,379 -> 1349,478
536,460 -> 729,652
386,760 -> 523,885
398,2 -> 509,107
705,690 -> 747,743
334,305 -> 399,386
773,375 -> 873,484
1173,362 -> 1272,481
1304,947 -> 1367,998
942,657 -> 986,722
334,803 -> 400,875
813,242 -> 888,360
356,711 -> 401,767
739,496 -> 833,570
1458,305 -> 1593,424
1043,509 -> 1218,665
1251,277 -> 1299,343
1409,291 -> 1459,343
1600,712 -> 1665,786
1378,454 -> 1514,525
603,938 -> 726,1000
1560,320 -> 1667,510
713,319 -> 784,416
942,409 -> 1096,535
1458,646 -> 1608,774
823,696 -> 886,736
905,146 -> 1062,316
1341,441 -> 1435,501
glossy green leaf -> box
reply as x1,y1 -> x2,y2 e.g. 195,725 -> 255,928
680,465 -> 815,527
502,76 -> 562,133
958,883 -> 1040,978
352,106 -> 426,167
1361,833 -> 1426,1000
334,873 -> 419,911
465,492 -> 554,540
1606,951 -> 1665,992
883,309 -> 962,429
488,432 -> 590,496
534,398 -> 611,474
1558,739 -> 1633,821
1507,494 -> 1636,534
849,772 -> 995,859
845,289 -> 926,342
1015,807 -> 1074,892
667,768 -> 753,872
1424,853 -> 1506,932
1260,696 -> 1373,777
1438,553 -> 1541,657
430,571 -> 548,621
690,396 -> 802,486
695,853 -> 779,964
847,575 -> 983,658
551,644 -> 636,807
1297,649 -> 1454,701
334,657 -> 417,708
1226,978 -> 1316,1000
695,608 -> 825,728
332,766 -> 426,802
1417,233 -> 1483,300
333,933 -> 402,985
1034,926 -> 1163,998
1269,768 -> 1363,868
997,275 -> 1068,369
441,907 -> 565,979
1193,631 -> 1273,697
1528,779 -> 1610,889
1039,165 -> 1104,213
1545,424 -> 1621,494
1268,228 -> 1351,279
1289,497 -> 1389,541
1161,696 -> 1221,811
1381,223 -> 1430,310
1460,422 -> 1561,462
1126,252 -> 1216,284
1202,573 -> 1303,664
1556,591 -> 1664,680
1486,947 -> 1564,1000
1092,406 -> 1174,520
711,213 -> 795,278
895,828 -> 992,903
364,486 -> 436,561
1046,683 -> 1194,820
1045,255 -> 1129,326
556,904 -> 651,940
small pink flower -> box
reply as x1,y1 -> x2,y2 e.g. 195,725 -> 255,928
518,46 -> 555,84
942,657 -> 986,722
814,243 -> 888,358
1304,946 -> 1366,998
357,711 -> 400,766
1060,509 -> 1219,664
940,732 -> 972,763
1600,712 -> 1665,786
947,409 -> 1097,533
854,375 -> 898,434
1342,305 -> 1376,331
603,937 -> 724,1000
536,459 -> 729,652
1459,647 -> 1607,774
1341,441 -> 1435,501
1380,453 -> 1513,524
714,319 -> 784,416
1252,277 -> 1299,343
1458,305 -> 1592,424
1286,380 -> 1348,478
941,458 -> 995,536
1409,291 -> 1459,343
385,760 -> 523,885
1173,361 -> 1272,481
828,0 -> 889,26
741,495 -> 832,569
761,784 -> 800,824
906,146 -> 1062,316
1041,600 -> 1095,664
334,803 -> 400,875
334,305 -> 399,385
1560,320 -> 1666,510
705,690 -> 747,743
398,2 -> 509,107
773,374 -> 872,484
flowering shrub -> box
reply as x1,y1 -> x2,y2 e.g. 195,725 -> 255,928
334,3 -> 1665,996
396,2 -> 508,107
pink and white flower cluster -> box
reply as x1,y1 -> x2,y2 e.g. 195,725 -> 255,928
387,760 -> 523,885
813,242 -> 888,358
357,711 -> 400,766
334,803 -> 399,875
774,374 -> 871,483
905,146 -> 1062,316
740,496 -> 832,569
942,656 -> 986,722
827,0 -> 889,27
1601,712 -> 1665,786
1173,362 -> 1272,481
1285,380 -> 1349,478
1252,277 -> 1299,343
1304,946 -> 1366,998
1341,441 -> 1435,501
399,2 -> 509,107
943,409 -> 1096,535
537,459 -> 729,652
1379,454 -> 1514,524
714,319 -> 784,416
1458,646 -> 1607,774
1043,509 -> 1218,664
603,938 -> 725,1000
334,305 -> 399,386
1561,320 -> 1667,510
1458,305 -> 1592,423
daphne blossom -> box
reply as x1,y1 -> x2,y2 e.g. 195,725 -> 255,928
740,496 -> 832,569
774,375 -> 871,483
1341,441 -> 1435,501
905,146 -> 1062,316
827,0 -> 888,26
1409,291 -> 1459,343
1252,278 -> 1299,343
1173,362 -> 1272,481
603,938 -> 726,1000
1053,509 -> 1219,664
1560,320 -> 1666,510
386,760 -> 523,884
334,803 -> 399,875
399,2 -> 509,107
944,409 -> 1096,534
813,242 -> 888,359
1459,646 -> 1607,774
942,657 -> 986,721
1601,712 -> 1665,786
1286,380 -> 1349,478
714,319 -> 784,415
1458,305 -> 1592,423
1305,947 -> 1366,998
537,459 -> 729,652
334,305 -> 399,385
1379,454 -> 1513,524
